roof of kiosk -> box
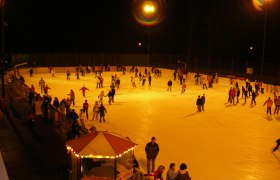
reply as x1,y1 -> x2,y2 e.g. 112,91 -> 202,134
66,131 -> 137,158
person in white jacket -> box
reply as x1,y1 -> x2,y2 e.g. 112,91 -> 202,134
166,163 -> 178,180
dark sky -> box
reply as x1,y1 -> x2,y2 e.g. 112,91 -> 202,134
2,0 -> 280,62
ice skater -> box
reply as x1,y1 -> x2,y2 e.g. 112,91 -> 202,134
83,100 -> 89,119
66,71 -> 71,80
263,97 -> 273,115
39,78 -> 45,93
131,76 -> 136,88
51,68 -> 55,77
98,90 -> 105,104
274,96 -> 280,115
272,139 -> 280,152
105,89 -> 114,105
98,104 -> 107,122
92,101 -> 99,120
145,137 -> 159,174
68,90 -> 75,106
251,90 -> 256,105
201,94 -> 206,111
148,75 -> 152,86
196,96 -> 203,112
43,85 -> 51,96
167,80 -> 172,91
80,85 -> 89,97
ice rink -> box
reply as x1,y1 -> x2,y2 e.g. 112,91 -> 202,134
23,68 -> 280,180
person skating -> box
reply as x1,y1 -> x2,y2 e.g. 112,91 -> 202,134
80,85 -> 89,97
98,90 -> 105,104
236,87 -> 240,103
263,97 -> 273,115
83,100 -> 89,119
244,88 -> 248,103
39,78 -> 45,93
154,165 -> 165,180
66,71 -> 71,80
274,96 -> 280,115
68,90 -> 75,106
142,75 -> 146,86
202,76 -> 207,89
29,68 -> 33,77
131,76 -> 136,88
272,139 -> 280,152
241,86 -> 245,98
167,80 -> 172,91
145,137 -> 159,174
175,163 -> 191,180
148,75 -> 152,86
51,68 -> 55,77
251,90 -> 256,105
99,103 -> 107,122
105,89 -> 113,105
201,94 -> 206,111
92,101 -> 99,120
166,163 -> 178,180
230,87 -> 236,104
111,88 -> 116,103
196,96 -> 203,112
43,85 -> 51,96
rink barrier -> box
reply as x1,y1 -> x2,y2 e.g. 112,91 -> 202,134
7,74 -> 72,139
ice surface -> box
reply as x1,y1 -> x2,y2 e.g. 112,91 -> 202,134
23,69 -> 280,180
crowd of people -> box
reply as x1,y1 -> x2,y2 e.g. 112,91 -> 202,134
18,65 -> 280,179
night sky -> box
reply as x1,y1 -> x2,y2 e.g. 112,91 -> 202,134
2,0 -> 280,63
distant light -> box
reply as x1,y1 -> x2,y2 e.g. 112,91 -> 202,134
132,0 -> 166,26
250,46 -> 254,50
252,0 -> 273,11
138,42 -> 142,46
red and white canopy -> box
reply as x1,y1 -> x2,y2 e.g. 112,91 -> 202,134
66,131 -> 137,158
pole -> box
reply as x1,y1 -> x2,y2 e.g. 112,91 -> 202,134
261,8 -> 267,77
147,28 -> 150,67
1,4 -> 5,98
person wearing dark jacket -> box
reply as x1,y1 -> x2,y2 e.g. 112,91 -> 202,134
175,163 -> 191,180
53,97 -> 60,109
196,96 -> 203,112
167,80 -> 173,91
145,137 -> 160,174
251,90 -> 256,105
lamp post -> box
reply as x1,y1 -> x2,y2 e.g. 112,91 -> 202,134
260,0 -> 272,77
142,3 -> 155,67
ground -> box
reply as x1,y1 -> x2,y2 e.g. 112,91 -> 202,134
22,69 -> 280,180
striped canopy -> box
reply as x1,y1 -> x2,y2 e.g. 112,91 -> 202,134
66,131 -> 137,158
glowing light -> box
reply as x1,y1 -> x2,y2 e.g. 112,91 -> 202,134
143,4 -> 155,13
252,0 -> 272,11
132,0 -> 166,26
66,145 -> 137,159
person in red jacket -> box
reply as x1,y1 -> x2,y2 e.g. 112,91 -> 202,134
80,85 -> 89,97
154,165 -> 165,180
263,97 -> 273,115
83,100 -> 89,119
43,85 -> 51,95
